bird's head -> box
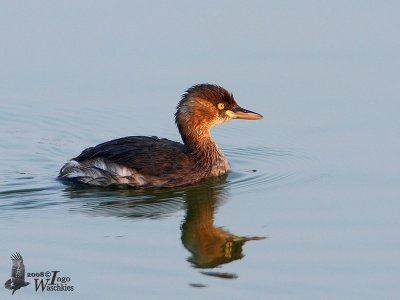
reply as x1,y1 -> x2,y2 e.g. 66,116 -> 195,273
175,84 -> 263,143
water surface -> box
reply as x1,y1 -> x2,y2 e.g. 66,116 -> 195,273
1,2 -> 399,299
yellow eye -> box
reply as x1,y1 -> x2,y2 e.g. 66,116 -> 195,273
217,103 -> 225,110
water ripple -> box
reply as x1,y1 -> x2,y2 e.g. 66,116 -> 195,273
0,144 -> 310,216
224,146 -> 307,193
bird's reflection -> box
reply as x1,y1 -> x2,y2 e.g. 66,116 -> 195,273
65,176 -> 265,276
181,184 -> 264,272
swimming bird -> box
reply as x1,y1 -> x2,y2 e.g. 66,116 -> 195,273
4,252 -> 30,295
58,84 -> 263,188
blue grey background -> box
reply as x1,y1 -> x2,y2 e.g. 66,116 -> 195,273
1,1 -> 399,299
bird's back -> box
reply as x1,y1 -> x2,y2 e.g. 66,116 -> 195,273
58,136 -> 204,187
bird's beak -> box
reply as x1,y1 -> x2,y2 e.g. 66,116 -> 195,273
225,106 -> 263,120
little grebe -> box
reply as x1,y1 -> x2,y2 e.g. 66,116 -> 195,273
58,84 -> 263,187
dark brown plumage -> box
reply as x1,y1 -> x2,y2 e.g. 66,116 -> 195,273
4,253 -> 30,295
58,84 -> 262,188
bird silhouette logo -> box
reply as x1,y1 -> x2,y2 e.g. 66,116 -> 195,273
4,252 -> 30,295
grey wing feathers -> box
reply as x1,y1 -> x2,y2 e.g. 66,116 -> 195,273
11,252 -> 25,280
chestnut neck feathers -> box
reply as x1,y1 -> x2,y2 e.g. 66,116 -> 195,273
175,84 -> 236,162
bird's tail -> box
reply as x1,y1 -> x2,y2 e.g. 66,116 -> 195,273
58,160 -> 120,187
4,279 -> 12,290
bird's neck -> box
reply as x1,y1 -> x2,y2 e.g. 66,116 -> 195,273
175,103 -> 230,174
179,125 -> 226,168
183,128 -> 222,157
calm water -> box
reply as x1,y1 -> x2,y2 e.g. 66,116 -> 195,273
1,2 -> 399,299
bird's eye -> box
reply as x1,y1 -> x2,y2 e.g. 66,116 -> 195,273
217,103 -> 225,110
